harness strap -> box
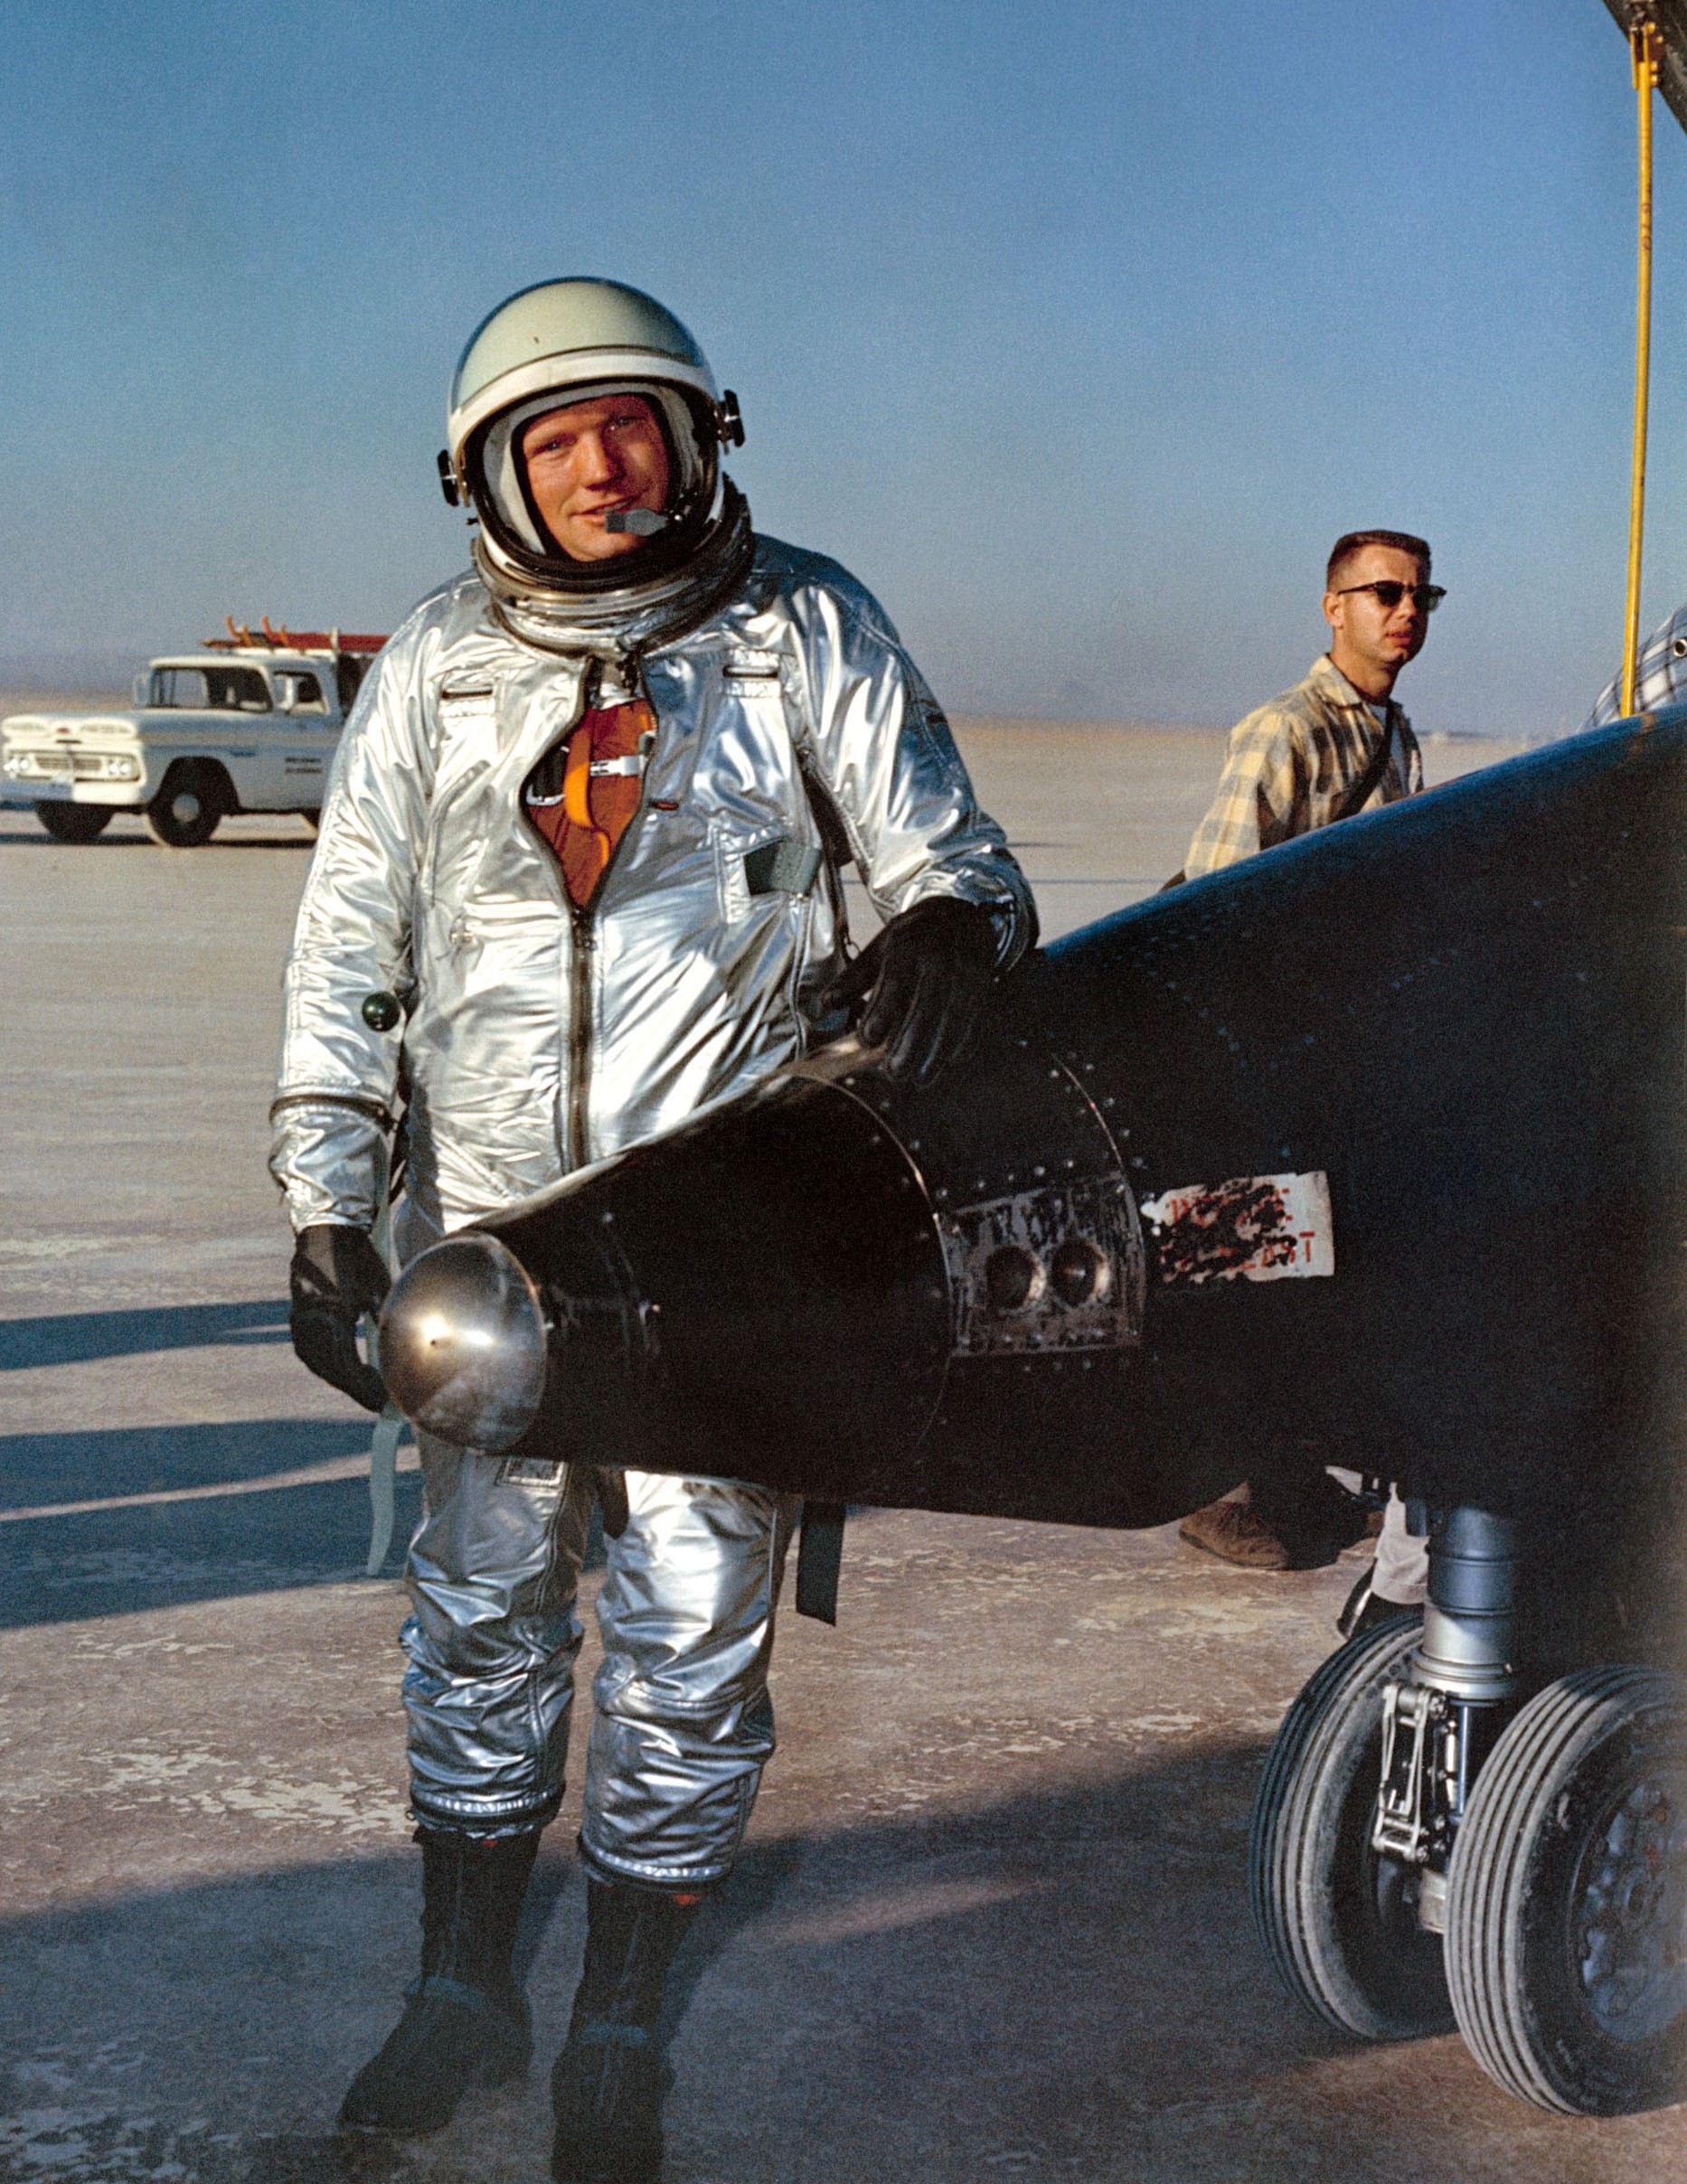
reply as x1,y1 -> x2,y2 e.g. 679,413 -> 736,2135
796,1501 -> 847,1624
1332,708 -> 1397,823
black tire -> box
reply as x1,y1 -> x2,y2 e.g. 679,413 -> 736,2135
1446,1665 -> 1687,2115
1249,1614 -> 1453,2040
34,802 -> 113,843
145,763 -> 229,848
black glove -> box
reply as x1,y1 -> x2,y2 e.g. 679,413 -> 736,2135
289,1223 -> 391,1412
819,896 -> 1001,1087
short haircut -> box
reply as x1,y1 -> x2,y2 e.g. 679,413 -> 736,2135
1326,530 -> 1431,590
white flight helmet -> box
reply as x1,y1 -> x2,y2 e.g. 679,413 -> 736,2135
442,278 -> 746,604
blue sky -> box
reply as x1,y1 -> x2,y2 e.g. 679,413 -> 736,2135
0,0 -> 1679,736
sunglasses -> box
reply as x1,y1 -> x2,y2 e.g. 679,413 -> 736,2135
1334,580 -> 1446,613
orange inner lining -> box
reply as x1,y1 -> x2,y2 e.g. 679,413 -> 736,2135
524,700 -> 655,908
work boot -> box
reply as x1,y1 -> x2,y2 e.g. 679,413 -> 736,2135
1177,1496 -> 1289,1569
339,1826 -> 540,2135
551,1878 -> 704,2184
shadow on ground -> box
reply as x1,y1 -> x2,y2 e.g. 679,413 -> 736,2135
0,832 -> 313,853
1,1302 -> 291,1372
0,1395 -> 624,1624
0,1421 -> 423,1620
3,1741 -> 1650,2184
0,1748 -> 1335,2184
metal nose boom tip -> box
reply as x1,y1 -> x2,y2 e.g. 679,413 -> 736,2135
378,1233 -> 549,1451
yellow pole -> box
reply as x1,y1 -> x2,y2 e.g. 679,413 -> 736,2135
1623,18 -> 1662,716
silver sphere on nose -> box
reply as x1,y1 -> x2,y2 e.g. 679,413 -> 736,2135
378,1233 -> 549,1450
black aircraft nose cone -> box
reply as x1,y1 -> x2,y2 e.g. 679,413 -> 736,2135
379,1233 -> 549,1451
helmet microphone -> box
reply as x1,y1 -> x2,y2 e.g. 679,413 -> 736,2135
604,508 -> 669,536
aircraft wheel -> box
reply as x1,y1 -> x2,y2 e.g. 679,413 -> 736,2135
1446,1666 -> 1687,2114
145,763 -> 229,847
34,802 -> 112,843
1249,1614 -> 1453,2040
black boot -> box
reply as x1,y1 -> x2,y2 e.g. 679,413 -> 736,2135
1252,1468 -> 1372,1568
339,1826 -> 540,2135
551,1879 -> 703,2184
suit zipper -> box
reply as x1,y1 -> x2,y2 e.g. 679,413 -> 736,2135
567,900 -> 595,1172
516,664 -> 598,1176
556,652 -> 656,1174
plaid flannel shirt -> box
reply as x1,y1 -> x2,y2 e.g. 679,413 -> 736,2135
1583,600 -> 1687,730
1182,653 -> 1423,878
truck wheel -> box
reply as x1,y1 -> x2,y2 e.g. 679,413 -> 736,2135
145,763 -> 229,848
34,802 -> 113,843
1445,1666 -> 1687,2114
1249,1614 -> 1453,2040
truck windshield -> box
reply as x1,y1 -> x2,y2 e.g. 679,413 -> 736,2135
149,665 -> 271,712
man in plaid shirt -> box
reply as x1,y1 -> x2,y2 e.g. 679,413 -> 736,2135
1177,528 -> 1441,1573
1182,529 -> 1432,877
1583,598 -> 1687,728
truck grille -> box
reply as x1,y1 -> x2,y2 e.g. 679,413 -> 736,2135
4,750 -> 142,781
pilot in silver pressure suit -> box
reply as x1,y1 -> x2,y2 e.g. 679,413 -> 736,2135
269,279 -> 1035,2184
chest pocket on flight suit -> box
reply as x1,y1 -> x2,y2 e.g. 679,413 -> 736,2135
712,650 -> 844,927
420,675 -> 502,924
712,649 -> 858,1059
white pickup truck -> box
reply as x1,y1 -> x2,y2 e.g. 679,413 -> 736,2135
0,623 -> 385,846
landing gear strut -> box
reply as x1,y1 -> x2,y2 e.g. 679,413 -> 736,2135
1250,1503 -> 1687,2113
1371,1506 -> 1518,1935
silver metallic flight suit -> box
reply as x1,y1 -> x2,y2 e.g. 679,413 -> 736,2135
271,535 -> 1035,1887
